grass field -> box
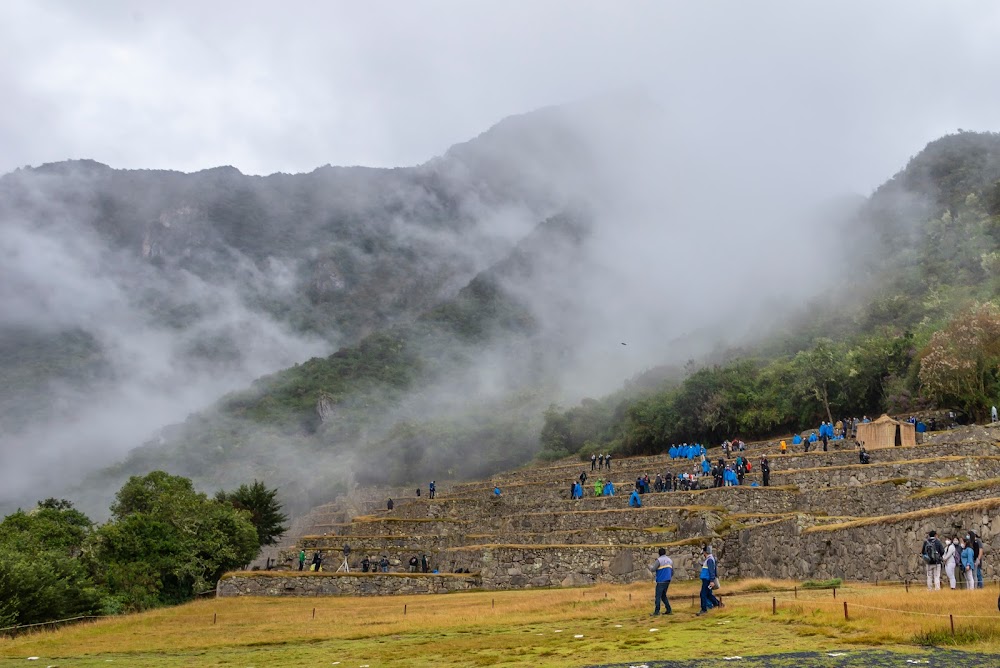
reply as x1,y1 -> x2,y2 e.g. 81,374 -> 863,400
2,579 -> 999,667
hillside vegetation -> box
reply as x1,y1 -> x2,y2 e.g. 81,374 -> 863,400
542,131 -> 1000,458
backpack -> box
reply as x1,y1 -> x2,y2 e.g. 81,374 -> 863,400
922,538 -> 939,565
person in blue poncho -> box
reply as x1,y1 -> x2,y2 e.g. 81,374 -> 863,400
792,434 -> 802,445
701,458 -> 711,476
603,480 -> 615,496
699,444 -> 707,457
629,486 -> 642,507
669,445 -> 677,459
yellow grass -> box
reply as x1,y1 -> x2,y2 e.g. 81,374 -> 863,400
3,580 -> 1000,667
909,477 -> 1000,500
803,497 -> 1000,533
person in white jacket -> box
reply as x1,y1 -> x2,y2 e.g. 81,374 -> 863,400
942,537 -> 958,590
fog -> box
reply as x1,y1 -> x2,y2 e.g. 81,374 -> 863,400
1,1 -> 999,513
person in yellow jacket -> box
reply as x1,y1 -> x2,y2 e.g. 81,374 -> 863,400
780,440 -> 787,455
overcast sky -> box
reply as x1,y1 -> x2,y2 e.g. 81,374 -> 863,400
2,0 -> 999,194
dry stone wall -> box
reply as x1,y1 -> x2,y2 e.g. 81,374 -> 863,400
218,572 -> 481,597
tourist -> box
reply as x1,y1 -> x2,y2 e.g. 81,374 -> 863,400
298,549 -> 306,571
361,555 -> 371,572
859,446 -> 871,465
780,440 -> 787,455
649,547 -> 673,615
595,478 -> 603,496
379,555 -> 389,573
961,537 -> 976,590
421,554 -> 429,573
591,453 -> 597,471
580,470 -> 588,486
969,531 -> 985,588
493,485 -> 501,497
387,498 -> 394,511
993,406 -> 998,423
606,454 -> 613,470
629,486 -> 642,508
599,453 -> 605,470
429,481 -> 436,499
416,487 -> 421,497
311,551 -> 323,572
943,538 -> 958,590
760,456 -> 770,487
922,530 -> 944,590
409,555 -> 419,573
603,480 -> 615,496
696,545 -> 721,615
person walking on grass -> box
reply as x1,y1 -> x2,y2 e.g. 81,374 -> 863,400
649,547 -> 673,616
696,545 -> 722,615
943,537 -> 958,590
922,530 -> 944,590
961,537 -> 976,590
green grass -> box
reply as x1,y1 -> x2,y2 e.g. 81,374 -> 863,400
5,580 -> 1000,667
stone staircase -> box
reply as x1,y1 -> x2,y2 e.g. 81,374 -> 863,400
219,426 -> 1000,597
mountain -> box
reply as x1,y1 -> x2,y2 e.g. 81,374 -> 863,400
539,131 -> 1000,458
0,97 -> 651,514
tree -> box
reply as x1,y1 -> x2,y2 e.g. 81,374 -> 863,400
0,500 -> 101,626
793,339 -> 848,425
95,472 -> 259,610
215,480 -> 288,547
919,302 -> 1000,421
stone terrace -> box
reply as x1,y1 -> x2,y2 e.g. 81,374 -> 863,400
219,427 -> 1000,597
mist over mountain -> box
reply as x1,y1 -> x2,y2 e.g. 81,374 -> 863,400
1,95 -> 953,516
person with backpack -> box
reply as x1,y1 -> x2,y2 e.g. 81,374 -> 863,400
298,549 -> 306,571
379,555 -> 389,572
429,481 -> 436,499
409,555 -> 419,573
943,537 -> 958,589
922,530 -> 945,590
760,456 -> 770,487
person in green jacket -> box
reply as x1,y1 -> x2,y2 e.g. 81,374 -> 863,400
298,549 -> 306,571
594,478 -> 603,496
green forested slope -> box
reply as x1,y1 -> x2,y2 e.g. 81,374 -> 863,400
540,131 -> 1000,458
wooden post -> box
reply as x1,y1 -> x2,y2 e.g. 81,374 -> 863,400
213,613 -> 217,625
950,614 -> 955,636
312,607 -> 315,619
833,587 -> 836,599
492,598 -> 495,609
794,586 -> 797,599
772,597 -> 776,615
404,604 -> 407,616
629,593 -> 631,601
905,579 -> 909,592
843,602 -> 848,621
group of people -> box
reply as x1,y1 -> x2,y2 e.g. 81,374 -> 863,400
668,443 -> 707,460
648,544 -> 722,616
923,530 -> 986,590
590,453 -> 613,471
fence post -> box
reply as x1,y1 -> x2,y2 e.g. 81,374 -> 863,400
905,579 -> 909,593
843,602 -> 848,621
794,586 -> 797,599
950,614 -> 955,636
312,607 -> 315,620
492,598 -> 495,609
213,613 -> 217,625
772,597 -> 776,615
404,604 -> 407,616
833,587 -> 836,599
